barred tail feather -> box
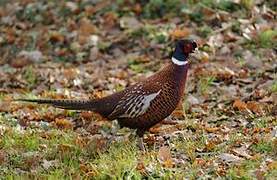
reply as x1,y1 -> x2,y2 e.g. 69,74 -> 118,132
15,98 -> 96,110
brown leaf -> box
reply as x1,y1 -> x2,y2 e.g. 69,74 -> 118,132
158,146 -> 174,168
149,126 -> 162,134
0,150 -> 7,165
219,153 -> 242,163
136,161 -> 147,175
80,111 -> 94,120
268,161 -> 277,170
103,12 -> 118,29
78,18 -> 97,45
0,7 -> 4,17
83,1 -> 111,15
120,16 -> 142,30
246,101 -> 263,114
10,57 -> 31,68
205,141 -> 217,151
233,99 -> 247,111
42,159 -> 58,170
54,118 -> 73,129
255,170 -> 265,180
22,152 -> 40,170
63,68 -> 78,80
195,158 -> 206,166
232,147 -> 252,159
170,28 -> 190,39
79,163 -> 97,176
79,18 -> 96,36
133,3 -> 142,15
75,136 -> 87,148
49,31 -> 65,43
0,100 -> 11,112
58,144 -> 73,153
171,109 -> 185,119
205,127 -> 220,133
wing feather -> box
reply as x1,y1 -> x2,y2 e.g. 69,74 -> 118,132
108,88 -> 161,119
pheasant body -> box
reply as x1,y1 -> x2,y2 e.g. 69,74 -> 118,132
109,63 -> 189,133
17,39 -> 197,149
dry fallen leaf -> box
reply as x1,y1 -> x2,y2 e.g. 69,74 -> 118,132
0,100 -> 11,112
58,144 -> 73,154
42,159 -> 58,170
0,150 -> 7,165
219,153 -> 242,163
232,146 -> 252,159
10,57 -> 32,68
170,28 -> 190,39
158,146 -> 174,168
136,161 -> 147,175
78,18 -> 96,44
233,99 -> 247,111
246,101 -> 264,114
268,161 -> 277,170
49,31 -> 65,43
205,127 -> 220,133
80,163 -> 97,176
54,118 -> 73,129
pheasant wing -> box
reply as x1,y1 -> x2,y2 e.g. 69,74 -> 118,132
108,84 -> 161,119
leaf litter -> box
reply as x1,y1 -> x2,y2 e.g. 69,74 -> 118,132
0,0 -> 276,178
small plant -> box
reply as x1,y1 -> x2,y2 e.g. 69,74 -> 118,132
0,93 -> 6,100
259,29 -> 277,48
197,25 -> 213,38
199,76 -> 215,95
240,0 -> 254,10
270,81 -> 277,93
128,59 -> 146,73
251,140 -> 273,153
23,66 -> 37,88
226,160 -> 259,179
142,0 -> 185,19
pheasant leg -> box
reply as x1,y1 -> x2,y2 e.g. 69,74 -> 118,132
137,129 -> 146,151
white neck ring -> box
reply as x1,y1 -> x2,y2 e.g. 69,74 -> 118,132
171,57 -> 188,66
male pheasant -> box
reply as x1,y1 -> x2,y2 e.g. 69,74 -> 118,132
17,39 -> 197,150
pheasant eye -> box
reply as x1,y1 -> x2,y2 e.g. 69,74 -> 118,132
184,43 -> 193,54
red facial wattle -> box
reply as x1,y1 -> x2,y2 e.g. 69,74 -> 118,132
184,43 -> 194,54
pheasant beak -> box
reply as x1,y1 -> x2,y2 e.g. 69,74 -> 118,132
191,41 -> 197,53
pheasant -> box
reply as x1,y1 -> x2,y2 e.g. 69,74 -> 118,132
17,39 -> 197,150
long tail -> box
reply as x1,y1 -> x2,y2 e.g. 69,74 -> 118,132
15,98 -> 97,110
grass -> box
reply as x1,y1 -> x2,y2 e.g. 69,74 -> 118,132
23,66 -> 37,88
198,76 -> 215,95
258,29 -> 277,48
0,112 -> 276,178
271,81 -> 277,93
88,141 -> 141,178
226,160 -> 260,179
251,140 -> 273,154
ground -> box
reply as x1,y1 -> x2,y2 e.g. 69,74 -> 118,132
0,0 -> 276,179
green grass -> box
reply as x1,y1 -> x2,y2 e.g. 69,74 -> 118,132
88,141 -> 142,179
0,93 -> 6,100
198,76 -> 215,95
226,160 -> 260,179
258,29 -> 277,48
0,113 -> 276,178
23,66 -> 37,88
251,140 -> 273,154
271,81 -> 277,93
